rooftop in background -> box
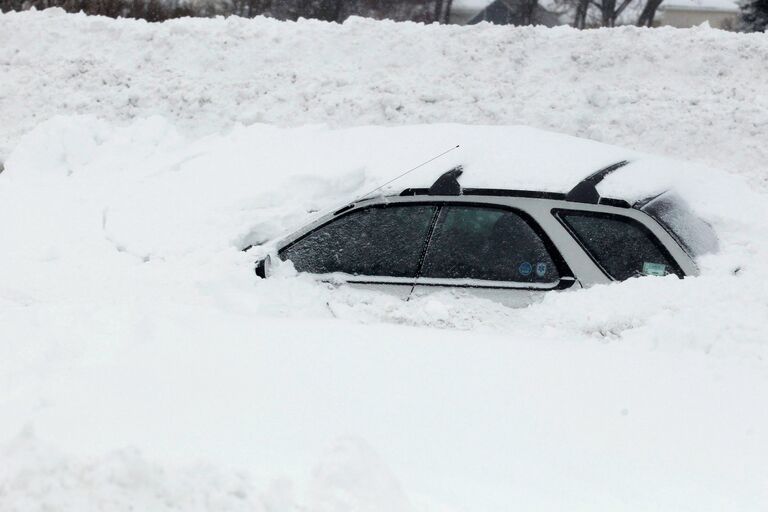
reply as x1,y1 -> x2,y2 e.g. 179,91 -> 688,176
450,0 -> 561,12
449,0 -> 561,24
450,0 -> 494,10
659,0 -> 739,12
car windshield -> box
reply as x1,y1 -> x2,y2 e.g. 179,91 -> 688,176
638,192 -> 719,258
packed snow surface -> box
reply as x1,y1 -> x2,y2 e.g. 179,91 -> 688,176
1,10 -> 768,512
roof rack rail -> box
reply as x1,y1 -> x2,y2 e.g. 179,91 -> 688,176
428,165 -> 463,196
401,187 -> 566,200
565,160 -> 630,205
632,190 -> 666,209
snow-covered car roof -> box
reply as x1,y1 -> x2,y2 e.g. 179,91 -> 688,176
357,126 -> 701,207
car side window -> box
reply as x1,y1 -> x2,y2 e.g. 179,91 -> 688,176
556,210 -> 683,281
420,206 -> 560,283
279,204 -> 437,278
639,192 -> 719,258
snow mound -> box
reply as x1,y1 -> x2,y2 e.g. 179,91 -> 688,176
2,11 -> 768,511
0,429 -> 415,512
1,10 -> 768,188
1,117 -> 765,361
0,117 -> 765,393
0,116 -> 766,505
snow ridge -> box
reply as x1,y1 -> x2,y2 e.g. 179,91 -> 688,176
1,9 -> 768,187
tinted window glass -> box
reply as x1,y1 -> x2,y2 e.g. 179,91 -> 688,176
420,206 -> 559,283
558,211 -> 683,281
280,205 -> 436,278
640,192 -> 719,258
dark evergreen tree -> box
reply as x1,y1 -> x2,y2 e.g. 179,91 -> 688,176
741,0 -> 768,32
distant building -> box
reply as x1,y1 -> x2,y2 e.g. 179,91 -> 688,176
449,0 -> 562,26
657,0 -> 740,28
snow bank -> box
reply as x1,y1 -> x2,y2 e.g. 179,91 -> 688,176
2,118 -> 764,350
1,9 -> 768,187
2,10 -> 768,512
1,118 -> 767,511
1,428 -> 411,512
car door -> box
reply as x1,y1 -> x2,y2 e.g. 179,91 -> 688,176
552,209 -> 687,280
410,204 -> 577,307
277,203 -> 438,299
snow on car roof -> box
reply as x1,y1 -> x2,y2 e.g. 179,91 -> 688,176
348,124 -> 706,205
9,118 -> 750,258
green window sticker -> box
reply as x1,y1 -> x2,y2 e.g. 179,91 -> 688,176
643,262 -> 667,276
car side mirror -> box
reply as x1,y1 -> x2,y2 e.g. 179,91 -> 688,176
254,254 -> 272,278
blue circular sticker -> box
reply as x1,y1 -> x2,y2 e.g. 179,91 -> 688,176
518,262 -> 532,276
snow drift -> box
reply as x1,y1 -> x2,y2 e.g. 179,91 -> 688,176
1,10 -> 768,512
1,118 -> 767,511
1,9 -> 768,188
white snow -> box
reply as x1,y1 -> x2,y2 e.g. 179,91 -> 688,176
1,10 -> 768,512
1,9 -> 768,188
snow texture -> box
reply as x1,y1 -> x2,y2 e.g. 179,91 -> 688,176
1,10 -> 768,512
1,9 -> 768,188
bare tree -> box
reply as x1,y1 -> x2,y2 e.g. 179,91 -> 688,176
561,0 -> 644,27
442,0 -> 453,21
311,0 -> 344,21
0,0 -> 444,23
636,0 -> 663,25
591,0 -> 634,26
433,0 -> 443,21
518,0 -> 539,24
572,0 -> 589,27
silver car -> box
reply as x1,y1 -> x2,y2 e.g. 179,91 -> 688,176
255,162 -> 718,306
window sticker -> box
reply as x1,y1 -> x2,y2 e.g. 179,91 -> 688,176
518,262 -> 532,276
535,262 -> 547,277
642,262 -> 667,276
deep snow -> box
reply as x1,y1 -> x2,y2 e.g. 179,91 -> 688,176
2,118 -> 768,511
1,10 -> 768,512
1,9 -> 768,188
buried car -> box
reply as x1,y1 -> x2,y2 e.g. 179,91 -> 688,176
254,161 -> 718,306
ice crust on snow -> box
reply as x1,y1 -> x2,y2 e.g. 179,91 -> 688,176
1,10 -> 768,512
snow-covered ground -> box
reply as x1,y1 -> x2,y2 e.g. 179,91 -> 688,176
1,10 -> 768,512
1,9 -> 768,187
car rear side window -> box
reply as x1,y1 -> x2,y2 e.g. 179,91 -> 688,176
639,192 -> 719,258
556,210 -> 683,281
279,204 -> 437,278
420,206 -> 560,283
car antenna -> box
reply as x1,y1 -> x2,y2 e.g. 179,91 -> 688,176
350,144 -> 460,204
